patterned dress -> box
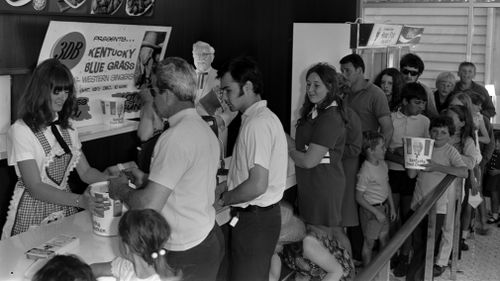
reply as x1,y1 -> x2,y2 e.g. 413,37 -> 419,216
2,124 -> 81,238
280,233 -> 354,281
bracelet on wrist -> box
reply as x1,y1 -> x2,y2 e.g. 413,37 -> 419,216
75,195 -> 81,208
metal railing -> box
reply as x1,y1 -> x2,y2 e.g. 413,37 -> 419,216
354,174 -> 457,281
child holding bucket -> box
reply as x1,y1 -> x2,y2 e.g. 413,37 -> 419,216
2,59 -> 112,239
91,209 -> 180,281
406,116 -> 468,281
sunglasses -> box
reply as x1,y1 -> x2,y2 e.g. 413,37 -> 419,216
401,69 -> 420,76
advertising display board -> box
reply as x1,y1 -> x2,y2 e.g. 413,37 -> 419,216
38,21 -> 171,128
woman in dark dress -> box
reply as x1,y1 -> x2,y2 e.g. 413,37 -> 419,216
287,63 -> 350,254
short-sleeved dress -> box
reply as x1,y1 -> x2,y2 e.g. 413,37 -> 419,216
295,105 -> 346,226
2,120 -> 81,239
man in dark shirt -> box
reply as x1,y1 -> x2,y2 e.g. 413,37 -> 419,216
454,61 -> 496,118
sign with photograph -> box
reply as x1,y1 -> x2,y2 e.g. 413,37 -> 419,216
403,137 -> 434,170
38,21 -> 171,127
367,24 -> 402,47
0,0 -> 156,17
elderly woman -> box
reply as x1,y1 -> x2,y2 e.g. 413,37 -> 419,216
434,71 -> 457,113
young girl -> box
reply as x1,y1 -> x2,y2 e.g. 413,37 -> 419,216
91,209 -> 179,281
33,254 -> 96,281
2,59 -> 111,239
433,105 -> 481,276
373,68 -> 405,112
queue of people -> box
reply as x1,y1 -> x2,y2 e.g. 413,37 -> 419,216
3,46 -> 498,281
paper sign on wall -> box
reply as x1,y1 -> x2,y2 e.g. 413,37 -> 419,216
38,21 -> 171,128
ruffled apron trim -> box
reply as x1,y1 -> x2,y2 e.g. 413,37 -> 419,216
1,182 -> 25,240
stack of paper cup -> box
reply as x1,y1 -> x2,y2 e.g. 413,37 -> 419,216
100,97 -> 125,126
89,181 -> 123,236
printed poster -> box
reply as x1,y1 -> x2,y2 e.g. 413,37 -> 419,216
38,21 -> 171,127
403,137 -> 434,170
367,24 -> 402,47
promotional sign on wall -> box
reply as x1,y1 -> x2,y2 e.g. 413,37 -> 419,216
38,21 -> 171,127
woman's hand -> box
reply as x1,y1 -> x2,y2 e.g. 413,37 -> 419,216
81,188 -> 110,218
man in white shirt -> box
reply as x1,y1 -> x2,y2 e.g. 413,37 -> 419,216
216,57 -> 288,281
109,57 -> 223,281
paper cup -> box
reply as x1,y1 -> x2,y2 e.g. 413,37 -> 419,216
89,181 -> 123,236
403,137 -> 434,170
100,98 -> 125,126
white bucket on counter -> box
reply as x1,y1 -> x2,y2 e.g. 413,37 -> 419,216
100,97 -> 125,126
89,181 -> 123,236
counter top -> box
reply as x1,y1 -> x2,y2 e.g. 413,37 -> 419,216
0,211 -> 118,281
78,119 -> 139,143
0,158 -> 296,281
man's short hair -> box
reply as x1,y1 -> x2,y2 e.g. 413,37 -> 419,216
402,82 -> 427,102
156,57 -> 197,102
458,61 -> 476,71
339,53 -> 365,73
192,41 -> 215,54
218,56 -> 264,98
362,131 -> 384,155
400,53 -> 425,74
430,116 -> 455,136
435,71 -> 457,88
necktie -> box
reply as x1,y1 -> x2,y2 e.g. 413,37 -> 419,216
198,72 -> 208,89
50,120 -> 72,155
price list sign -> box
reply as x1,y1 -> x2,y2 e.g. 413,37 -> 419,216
38,21 -> 171,127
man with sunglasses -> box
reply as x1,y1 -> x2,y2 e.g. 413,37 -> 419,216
400,53 -> 439,117
109,57 -> 224,281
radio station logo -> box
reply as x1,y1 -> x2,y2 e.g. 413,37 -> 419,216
51,32 -> 86,70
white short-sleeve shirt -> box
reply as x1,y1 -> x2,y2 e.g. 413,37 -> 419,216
111,257 -> 162,281
148,108 -> 220,251
388,111 -> 430,171
227,100 -> 288,208
7,119 -> 82,177
356,160 -> 390,205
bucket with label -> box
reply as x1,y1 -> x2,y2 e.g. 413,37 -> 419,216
89,181 -> 123,236
100,97 -> 125,126
403,137 -> 434,170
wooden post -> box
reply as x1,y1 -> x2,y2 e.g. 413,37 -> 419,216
424,206 -> 437,281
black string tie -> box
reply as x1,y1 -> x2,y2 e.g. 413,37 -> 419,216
50,120 -> 72,155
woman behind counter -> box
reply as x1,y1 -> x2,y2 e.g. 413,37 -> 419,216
2,58 -> 110,239
287,63 -> 351,255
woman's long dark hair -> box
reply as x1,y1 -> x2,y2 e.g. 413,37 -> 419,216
18,58 -> 77,132
297,63 -> 347,126
373,67 -> 405,111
